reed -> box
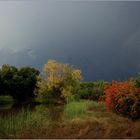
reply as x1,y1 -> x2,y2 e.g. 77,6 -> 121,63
0,106 -> 48,138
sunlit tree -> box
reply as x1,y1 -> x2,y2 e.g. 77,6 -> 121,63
37,59 -> 83,103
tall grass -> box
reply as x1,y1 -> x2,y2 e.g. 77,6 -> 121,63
0,95 -> 14,105
11,101 -> 140,139
87,101 -> 106,112
0,106 -> 48,138
64,100 -> 95,119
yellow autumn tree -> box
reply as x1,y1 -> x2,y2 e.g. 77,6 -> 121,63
38,59 -> 83,103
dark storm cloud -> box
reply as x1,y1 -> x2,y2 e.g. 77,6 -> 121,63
0,1 -> 140,81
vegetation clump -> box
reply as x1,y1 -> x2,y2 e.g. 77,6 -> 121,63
105,80 -> 140,119
78,81 -> 108,101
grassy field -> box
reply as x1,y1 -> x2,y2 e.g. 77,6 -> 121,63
0,100 -> 140,139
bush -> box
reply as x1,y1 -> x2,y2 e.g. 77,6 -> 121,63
79,81 -> 109,101
78,82 -> 94,99
105,80 -> 140,119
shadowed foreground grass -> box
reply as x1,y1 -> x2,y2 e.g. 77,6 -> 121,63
20,100 -> 140,139
1,100 -> 140,139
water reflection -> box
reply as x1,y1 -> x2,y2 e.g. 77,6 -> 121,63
0,104 -> 13,110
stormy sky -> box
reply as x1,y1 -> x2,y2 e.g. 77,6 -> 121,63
0,0 -> 140,81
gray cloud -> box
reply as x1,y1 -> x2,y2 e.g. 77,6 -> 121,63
0,1 -> 140,81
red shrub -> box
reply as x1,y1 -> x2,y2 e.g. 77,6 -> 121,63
105,80 -> 140,119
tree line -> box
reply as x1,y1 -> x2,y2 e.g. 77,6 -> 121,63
1,59 -> 140,106
0,60 -> 83,103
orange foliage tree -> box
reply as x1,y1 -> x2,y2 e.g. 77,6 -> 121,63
105,80 -> 140,119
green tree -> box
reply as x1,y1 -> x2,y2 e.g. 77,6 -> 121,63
12,67 -> 40,101
0,64 -> 18,96
0,64 -> 40,101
